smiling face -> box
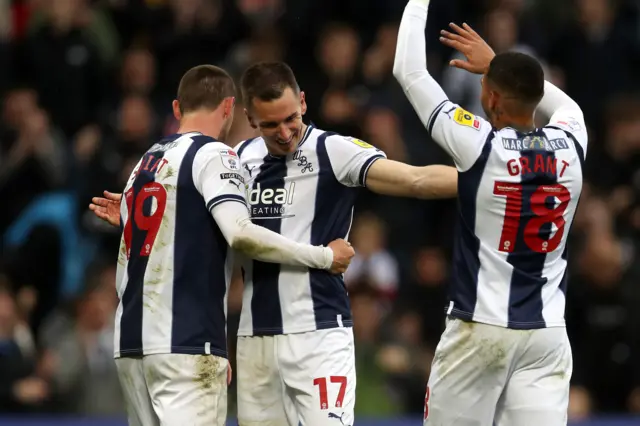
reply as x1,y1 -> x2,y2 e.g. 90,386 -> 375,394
246,87 -> 308,156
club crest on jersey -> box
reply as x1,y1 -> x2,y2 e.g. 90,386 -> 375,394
453,108 -> 481,130
293,150 -> 314,173
220,150 -> 239,170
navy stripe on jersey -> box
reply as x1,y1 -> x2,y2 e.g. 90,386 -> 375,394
427,100 -> 448,135
172,135 -> 228,356
309,132 -> 354,330
448,131 -> 494,321
120,149 -> 168,356
249,155 -> 288,335
237,137 -> 258,158
506,129 -> 560,329
359,154 -> 384,186
207,194 -> 247,211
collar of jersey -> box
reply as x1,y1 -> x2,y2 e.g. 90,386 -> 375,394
297,123 -> 314,148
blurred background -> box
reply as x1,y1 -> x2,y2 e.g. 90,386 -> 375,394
0,0 -> 639,424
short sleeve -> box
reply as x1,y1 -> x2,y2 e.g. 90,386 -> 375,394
427,100 -> 494,172
324,135 -> 386,187
192,143 -> 248,213
547,108 -> 588,156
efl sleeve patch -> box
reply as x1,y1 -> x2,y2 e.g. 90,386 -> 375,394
453,108 -> 481,131
219,150 -> 240,171
345,137 -> 374,149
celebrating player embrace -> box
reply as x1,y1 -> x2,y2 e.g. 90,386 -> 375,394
98,64 -> 354,426
394,0 -> 587,425
92,60 -> 460,426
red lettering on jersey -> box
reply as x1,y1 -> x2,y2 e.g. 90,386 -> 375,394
509,156 -> 568,177
150,158 -> 168,174
519,157 -> 531,174
534,154 -> 545,173
546,156 -> 557,175
142,155 -> 155,171
507,159 -> 520,176
138,156 -> 169,176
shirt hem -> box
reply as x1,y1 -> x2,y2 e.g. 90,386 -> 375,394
237,319 -> 353,337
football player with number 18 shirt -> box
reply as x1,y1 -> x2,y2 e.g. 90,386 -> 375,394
394,0 -> 588,425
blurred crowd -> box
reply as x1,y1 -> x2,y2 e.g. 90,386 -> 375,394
0,0 -> 639,421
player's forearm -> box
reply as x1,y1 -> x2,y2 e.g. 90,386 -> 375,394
393,0 -> 449,127
366,159 -> 457,199
414,165 -> 458,199
212,201 -> 332,270
537,81 -> 582,118
234,222 -> 333,269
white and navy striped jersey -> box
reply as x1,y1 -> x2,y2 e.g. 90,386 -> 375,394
114,132 -> 247,358
234,125 -> 386,336
427,101 -> 588,329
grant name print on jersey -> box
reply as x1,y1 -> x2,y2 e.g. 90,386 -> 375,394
234,125 -> 386,336
426,101 -> 588,329
114,132 -> 246,359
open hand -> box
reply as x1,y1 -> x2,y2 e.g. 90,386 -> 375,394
327,239 -> 355,274
439,23 -> 495,75
89,190 -> 122,227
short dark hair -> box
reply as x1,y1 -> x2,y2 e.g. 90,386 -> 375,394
240,62 -> 300,106
177,65 -> 236,114
486,52 -> 544,106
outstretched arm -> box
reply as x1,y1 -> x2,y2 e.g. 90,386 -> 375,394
321,134 -> 456,198
91,188 -> 353,273
364,159 -> 457,199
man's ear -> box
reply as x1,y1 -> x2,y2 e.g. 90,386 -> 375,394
244,108 -> 257,129
489,89 -> 501,111
300,91 -> 307,116
172,100 -> 181,121
223,97 -> 235,119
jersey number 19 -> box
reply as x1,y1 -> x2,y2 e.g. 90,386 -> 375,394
123,182 -> 168,258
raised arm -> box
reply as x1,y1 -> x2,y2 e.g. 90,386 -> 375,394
364,159 -> 457,199
537,81 -> 581,118
392,0 -> 448,125
393,0 -> 493,172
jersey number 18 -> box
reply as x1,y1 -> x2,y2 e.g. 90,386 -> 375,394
493,182 -> 571,254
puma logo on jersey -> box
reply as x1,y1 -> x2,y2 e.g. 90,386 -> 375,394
328,412 -> 349,426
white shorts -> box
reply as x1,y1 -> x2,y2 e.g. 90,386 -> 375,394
115,354 -> 228,426
236,327 -> 356,426
424,317 -> 573,426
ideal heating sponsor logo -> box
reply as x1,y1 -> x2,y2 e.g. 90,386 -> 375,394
247,182 -> 296,219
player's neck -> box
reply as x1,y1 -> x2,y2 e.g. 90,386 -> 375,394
178,113 -> 224,140
496,115 -> 535,133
